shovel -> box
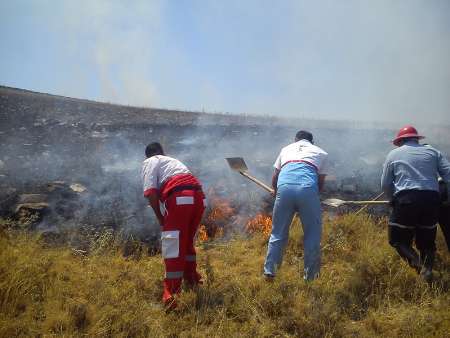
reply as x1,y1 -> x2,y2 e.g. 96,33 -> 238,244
225,157 -> 274,194
322,198 -> 389,208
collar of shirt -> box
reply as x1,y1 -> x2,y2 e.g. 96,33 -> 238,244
402,140 -> 420,147
296,139 -> 312,146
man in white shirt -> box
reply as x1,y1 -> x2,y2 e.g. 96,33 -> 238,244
264,131 -> 328,281
142,142 -> 205,308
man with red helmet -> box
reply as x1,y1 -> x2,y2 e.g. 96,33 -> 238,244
381,125 -> 450,281
142,142 -> 205,308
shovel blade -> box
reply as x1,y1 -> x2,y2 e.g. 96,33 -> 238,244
322,198 -> 346,208
225,157 -> 248,172
322,198 -> 390,207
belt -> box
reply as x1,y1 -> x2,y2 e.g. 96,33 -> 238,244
166,185 -> 202,198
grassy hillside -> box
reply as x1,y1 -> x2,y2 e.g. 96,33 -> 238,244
1,214 -> 449,337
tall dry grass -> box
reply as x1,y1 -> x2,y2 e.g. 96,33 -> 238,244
0,213 -> 449,337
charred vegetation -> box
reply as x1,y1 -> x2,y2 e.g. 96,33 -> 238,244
1,86 -> 449,249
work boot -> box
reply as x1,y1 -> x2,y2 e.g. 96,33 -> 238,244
162,278 -> 182,309
263,273 -> 275,282
394,244 -> 421,273
163,295 -> 177,312
419,251 -> 435,283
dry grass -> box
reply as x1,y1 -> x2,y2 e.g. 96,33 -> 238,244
0,214 -> 449,337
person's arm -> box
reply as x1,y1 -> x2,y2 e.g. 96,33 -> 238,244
437,151 -> 450,198
146,193 -> 164,227
318,155 -> 328,192
142,158 -> 163,226
272,152 -> 282,196
318,174 -> 326,192
272,168 -> 280,195
380,157 -> 394,200
438,151 -> 450,183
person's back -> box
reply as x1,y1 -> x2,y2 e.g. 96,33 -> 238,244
142,154 -> 201,201
381,142 -> 444,198
276,141 -> 328,189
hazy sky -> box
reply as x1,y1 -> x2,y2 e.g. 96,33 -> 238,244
1,0 -> 449,124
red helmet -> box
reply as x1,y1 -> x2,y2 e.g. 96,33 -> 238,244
392,125 -> 424,146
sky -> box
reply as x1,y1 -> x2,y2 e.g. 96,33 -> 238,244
1,0 -> 450,124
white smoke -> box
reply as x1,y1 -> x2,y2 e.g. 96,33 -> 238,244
56,0 -> 162,106
1,0 -> 449,125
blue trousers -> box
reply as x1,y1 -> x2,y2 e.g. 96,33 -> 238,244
264,184 -> 322,280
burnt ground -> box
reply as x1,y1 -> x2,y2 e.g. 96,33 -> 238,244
1,85 -> 449,242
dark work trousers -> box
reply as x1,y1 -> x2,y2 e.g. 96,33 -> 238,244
389,190 -> 440,271
438,203 -> 450,252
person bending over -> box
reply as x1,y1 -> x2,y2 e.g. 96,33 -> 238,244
141,142 -> 205,308
264,130 -> 328,281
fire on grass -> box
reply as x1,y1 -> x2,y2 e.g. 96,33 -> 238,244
245,213 -> 272,237
198,190 -> 272,242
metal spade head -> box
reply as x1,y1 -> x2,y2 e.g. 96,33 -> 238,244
321,198 -> 390,207
225,157 -> 248,172
322,198 -> 347,207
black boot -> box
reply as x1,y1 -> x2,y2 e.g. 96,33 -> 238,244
419,251 -> 435,283
394,244 -> 421,273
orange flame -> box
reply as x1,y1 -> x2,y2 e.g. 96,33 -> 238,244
204,199 -> 234,224
245,213 -> 272,238
196,187 -> 272,242
197,189 -> 234,242
198,224 -> 209,242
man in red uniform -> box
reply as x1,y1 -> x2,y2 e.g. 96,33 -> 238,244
141,142 -> 205,307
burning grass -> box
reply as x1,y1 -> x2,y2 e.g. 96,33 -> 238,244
198,190 -> 272,242
199,191 -> 235,241
0,214 -> 449,337
245,213 -> 272,238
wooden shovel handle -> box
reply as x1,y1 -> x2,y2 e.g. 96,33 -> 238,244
345,200 -> 389,205
239,171 -> 274,194
355,192 -> 384,215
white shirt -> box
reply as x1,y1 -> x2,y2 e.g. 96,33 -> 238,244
274,140 -> 328,175
141,155 -> 190,193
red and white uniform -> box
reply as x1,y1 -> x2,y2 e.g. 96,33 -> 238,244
142,155 -> 205,303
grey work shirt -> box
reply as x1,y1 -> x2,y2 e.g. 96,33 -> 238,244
381,141 -> 450,200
